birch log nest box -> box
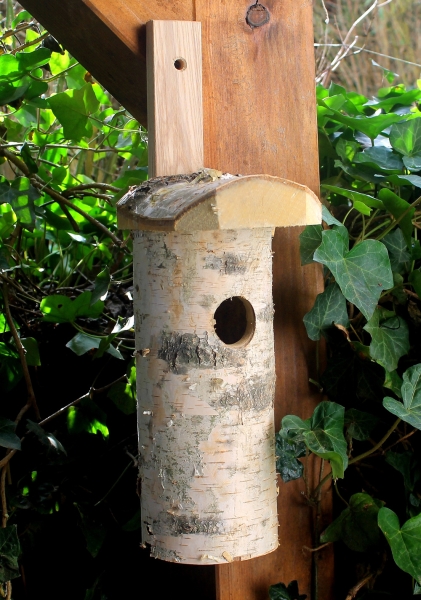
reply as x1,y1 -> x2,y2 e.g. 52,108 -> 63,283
117,171 -> 321,565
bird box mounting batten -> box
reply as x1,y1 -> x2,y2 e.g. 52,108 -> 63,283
117,174 -> 321,565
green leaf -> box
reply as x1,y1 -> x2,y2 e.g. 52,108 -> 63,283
321,205 -> 343,228
16,48 -> 51,72
378,507 -> 421,583
26,420 -> 66,454
66,332 -> 123,360
355,147 -> 404,172
385,451 -> 418,492
299,225 -> 322,265
319,103 -> 402,140
383,369 -> 403,399
390,119 -> 421,157
67,398 -> 109,439
0,525 -> 21,583
122,509 -> 141,532
364,309 -> 409,372
48,84 -> 100,140
321,493 -> 383,552
75,504 -> 106,558
303,283 -> 349,341
383,364 -> 421,429
322,184 -> 384,210
314,230 -> 393,321
403,154 -> 421,172
21,337 -> 40,367
382,229 -> 411,273
282,401 -> 348,479
275,433 -> 306,483
269,580 -> 307,600
409,270 -> 421,298
8,177 -> 40,227
378,189 -> 414,249
90,267 -> 110,305
345,409 -> 378,441
20,142 -> 38,174
40,292 -> 104,323
0,418 -> 21,450
107,364 -> 136,414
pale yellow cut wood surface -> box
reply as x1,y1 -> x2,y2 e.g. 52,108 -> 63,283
117,174 -> 321,232
147,21 -> 203,177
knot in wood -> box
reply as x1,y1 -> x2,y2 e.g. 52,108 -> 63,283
246,3 -> 270,28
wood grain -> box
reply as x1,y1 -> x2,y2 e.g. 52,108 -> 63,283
146,21 -> 203,177
117,173 -> 321,231
194,1 -> 334,598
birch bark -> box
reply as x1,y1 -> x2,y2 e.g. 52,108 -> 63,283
134,227 -> 279,564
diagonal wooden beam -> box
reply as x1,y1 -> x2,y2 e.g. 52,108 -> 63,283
17,0 -> 193,124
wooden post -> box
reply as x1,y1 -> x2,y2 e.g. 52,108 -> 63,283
18,0 -> 334,597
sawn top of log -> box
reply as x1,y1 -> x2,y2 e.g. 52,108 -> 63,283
117,170 -> 321,232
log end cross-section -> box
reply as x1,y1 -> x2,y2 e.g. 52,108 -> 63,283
117,171 -> 321,232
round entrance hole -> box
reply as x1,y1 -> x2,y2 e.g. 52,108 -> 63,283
174,57 -> 187,71
213,296 -> 256,347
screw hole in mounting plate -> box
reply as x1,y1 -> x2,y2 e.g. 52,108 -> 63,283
214,296 -> 256,348
174,58 -> 187,71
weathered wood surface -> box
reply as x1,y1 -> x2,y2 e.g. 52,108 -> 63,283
146,20 -> 203,177
18,0 -> 334,597
117,173 -> 321,232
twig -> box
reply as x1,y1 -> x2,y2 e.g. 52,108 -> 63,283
303,542 -> 331,553
1,467 -> 8,527
313,418 -> 401,497
345,573 -> 373,600
62,183 -> 120,196
2,281 -> 40,420
10,31 -> 48,54
0,147 -> 122,247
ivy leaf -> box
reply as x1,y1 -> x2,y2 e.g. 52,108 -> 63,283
383,369 -> 403,399
314,230 -> 393,321
67,398 -> 109,439
21,338 -> 41,367
275,433 -> 306,483
0,418 -> 21,450
378,507 -> 421,583
320,493 -> 383,552
383,364 -> 421,429
75,504 -> 106,558
403,154 -> 421,172
0,525 -> 21,583
390,119 -> 421,157
20,142 -> 38,174
322,184 -> 384,210
66,332 -> 123,360
48,84 -> 100,140
409,269 -> 421,298
345,409 -> 378,441
364,309 -> 409,372
40,292 -> 104,323
299,225 -> 322,265
26,420 -> 66,454
8,177 -> 40,228
378,189 -> 414,249
269,580 -> 307,600
281,401 -> 348,479
90,266 -> 110,305
385,451 -> 420,492
107,364 -> 136,415
319,103 -> 402,140
382,229 -> 410,273
303,283 -> 349,341
354,147 -> 403,172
